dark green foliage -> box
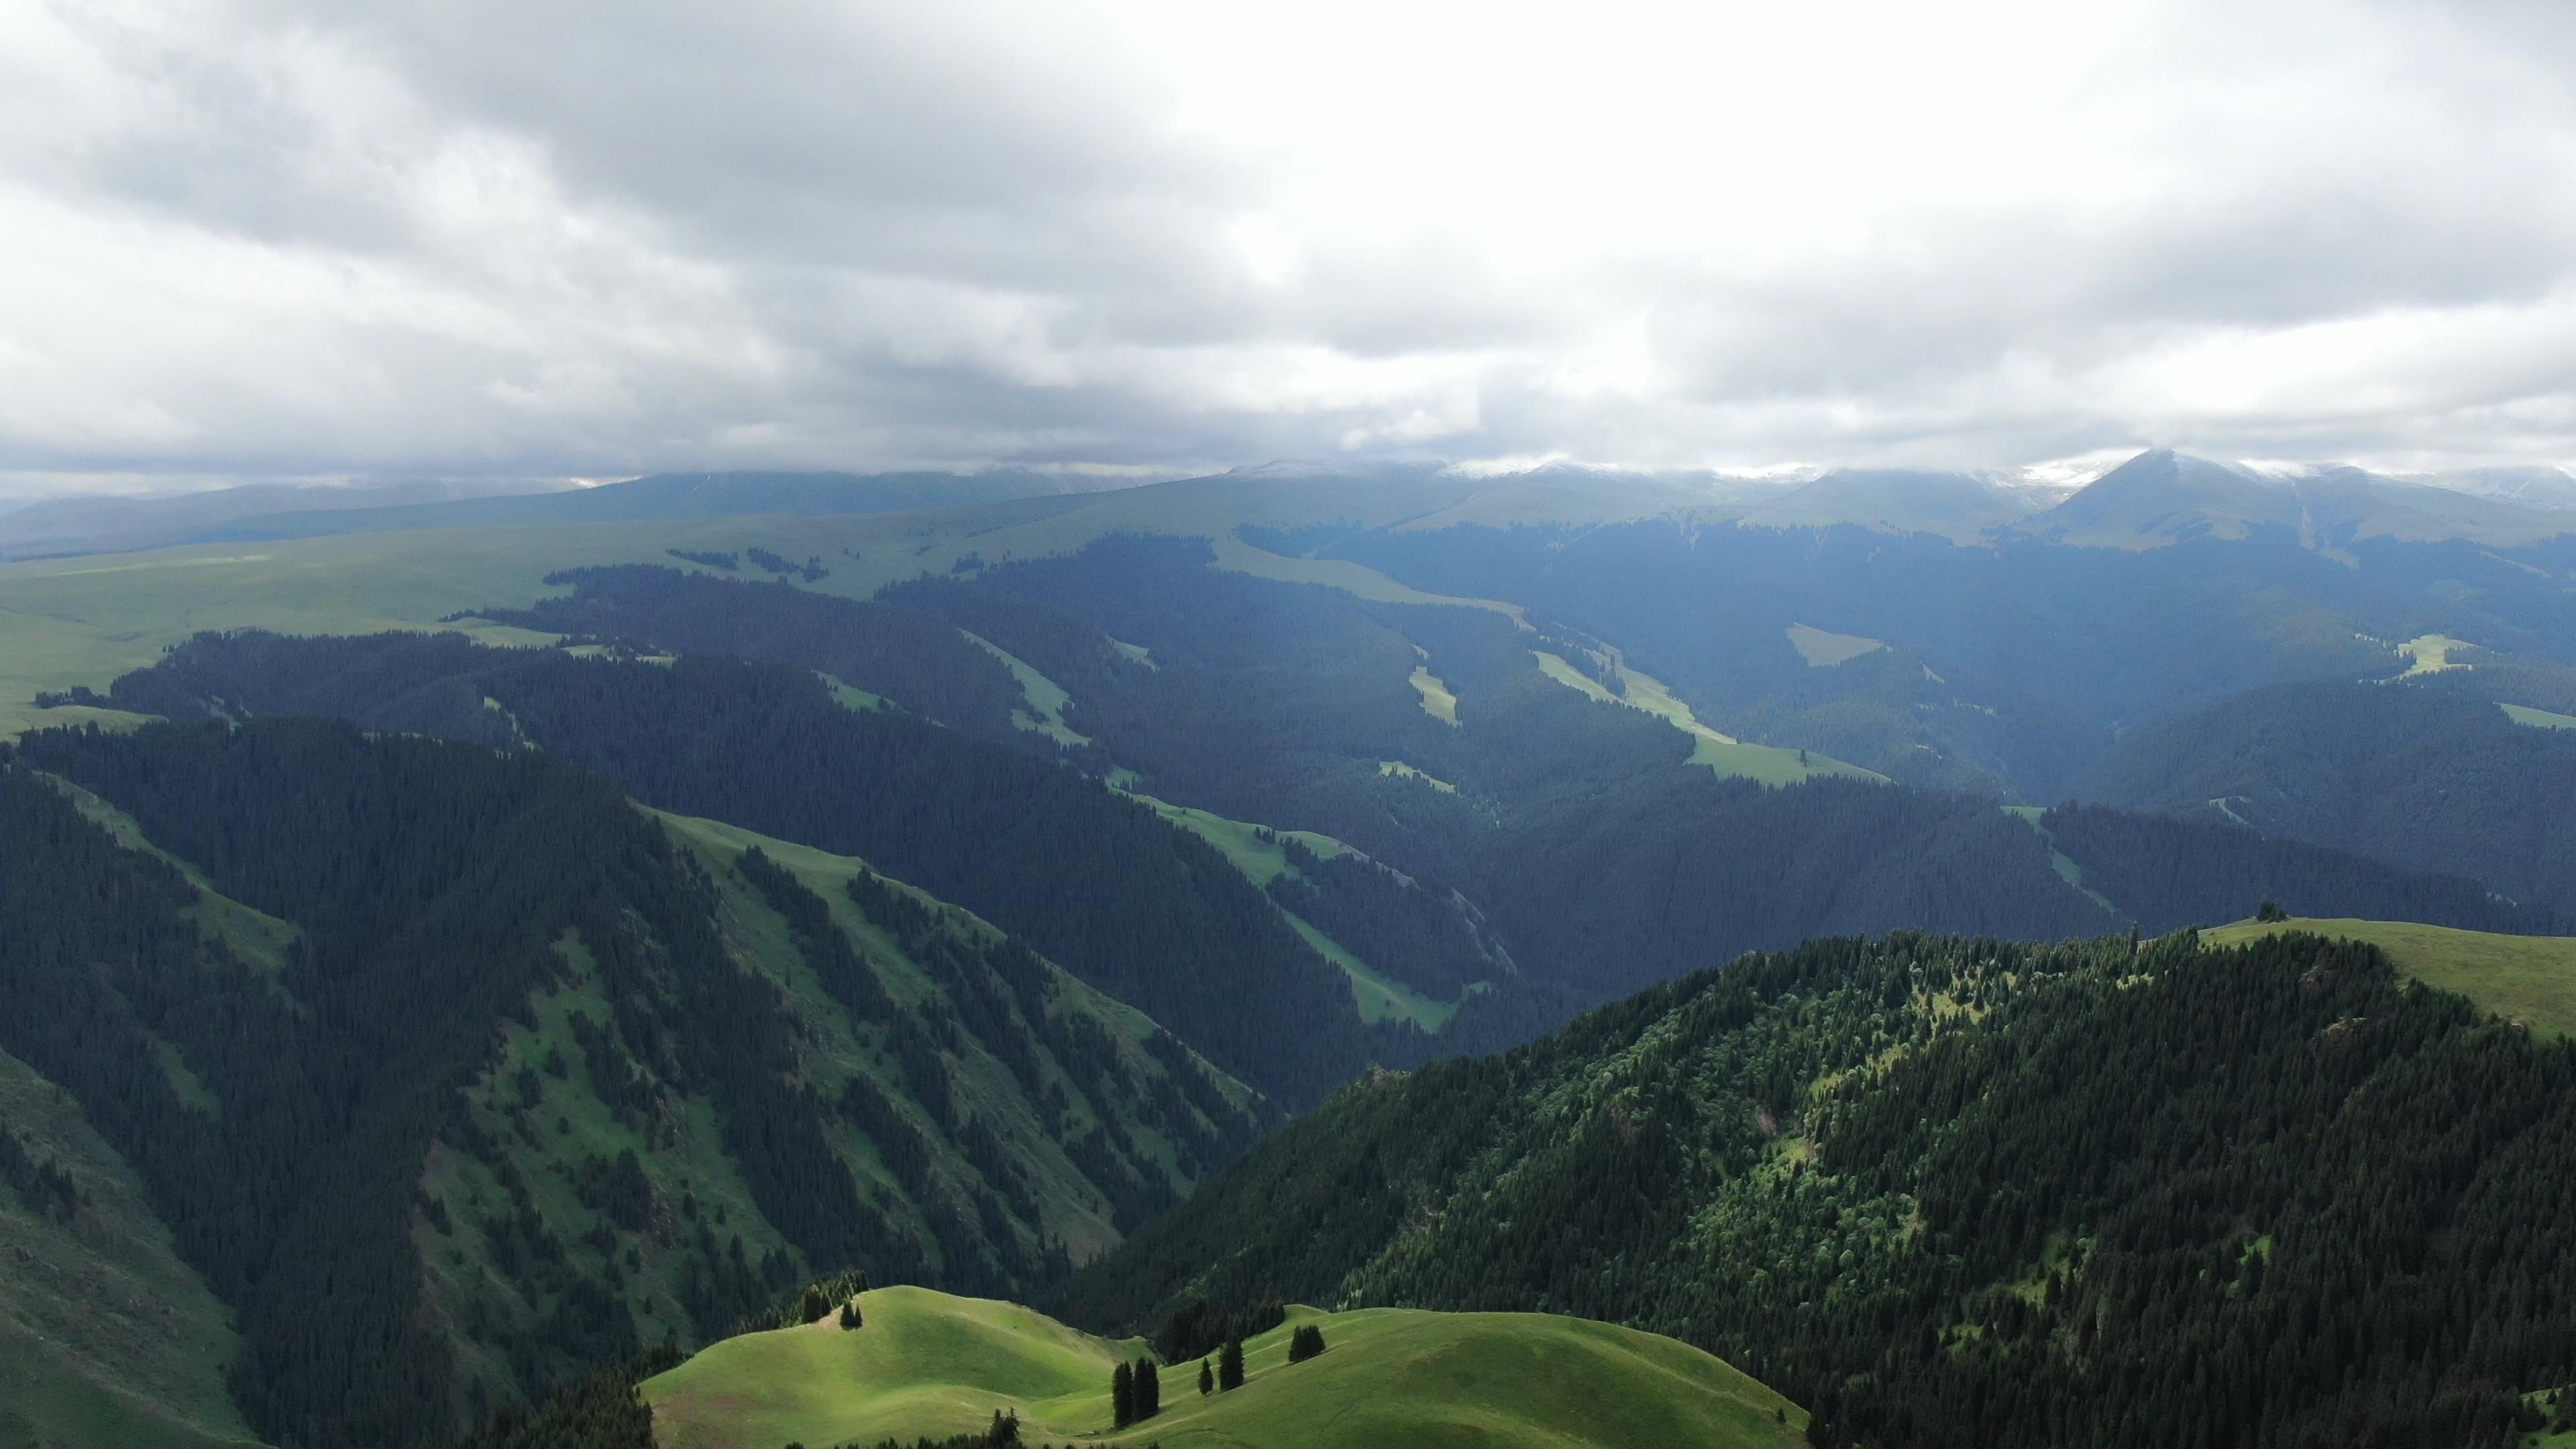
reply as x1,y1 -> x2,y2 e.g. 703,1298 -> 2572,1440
743,546 -> 828,582
737,1270 -> 873,1336
665,549 -> 739,570
0,722 -> 908,1444
488,566 -> 1018,737
2043,802 -> 2547,932
1267,841 -> 1496,998
1197,1360 -> 1212,1396
2257,898 -> 2288,922
1071,930 -> 2576,1449
840,1299 -> 863,1330
1217,1338 -> 1244,1392
1286,1324 -> 1325,1363
446,1344 -> 678,1449
1110,1360 -> 1134,1428
2080,677 -> 2576,913
1133,1358 -> 1160,1419
0,1127 -> 86,1224
1147,1293 -> 1283,1365
105,629 -> 1368,1107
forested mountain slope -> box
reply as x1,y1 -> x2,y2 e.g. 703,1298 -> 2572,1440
0,720 -> 1261,1447
2081,677 -> 2576,914
91,631 -> 1391,1107
87,576 -> 2557,1065
1065,929 -> 2576,1449
1324,514 -> 2576,800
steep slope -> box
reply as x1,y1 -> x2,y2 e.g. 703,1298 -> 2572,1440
0,720 -> 1263,1448
2010,451 -> 2575,552
2078,677 -> 2576,914
87,630 -> 1389,1108
0,1049 -> 262,1449
1065,929 -> 2576,1449
2012,448 -> 2296,547
639,1286 -> 1805,1449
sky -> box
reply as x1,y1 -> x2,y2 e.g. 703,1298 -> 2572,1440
3,0 -> 2575,498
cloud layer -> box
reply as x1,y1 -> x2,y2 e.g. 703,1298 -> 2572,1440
4,0 -> 2573,495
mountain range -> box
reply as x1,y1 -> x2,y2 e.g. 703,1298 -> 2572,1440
3,443 -> 2573,1448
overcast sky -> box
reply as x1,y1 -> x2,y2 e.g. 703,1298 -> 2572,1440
4,0 -> 2574,497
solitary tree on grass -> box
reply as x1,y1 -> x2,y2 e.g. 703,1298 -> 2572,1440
1218,1337 -> 1246,1391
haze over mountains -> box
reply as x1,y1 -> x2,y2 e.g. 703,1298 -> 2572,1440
5,428 -> 2575,1449
10,448 -> 2571,563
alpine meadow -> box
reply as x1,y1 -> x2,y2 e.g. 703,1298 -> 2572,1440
8,4 -> 2576,1447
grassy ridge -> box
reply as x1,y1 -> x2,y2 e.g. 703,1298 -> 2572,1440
2202,916 -> 2576,1038
641,1286 -> 1805,1449
411,804 -> 1263,1409
1528,648 -> 1882,787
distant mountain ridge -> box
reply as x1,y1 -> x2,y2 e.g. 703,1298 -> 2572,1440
0,470 -> 1136,560
2006,448 -> 2575,551
0,476 -> 574,559
8,451 -> 2570,563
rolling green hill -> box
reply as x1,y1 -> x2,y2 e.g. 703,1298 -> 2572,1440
2202,916 -> 2576,1038
640,1285 -> 1804,1449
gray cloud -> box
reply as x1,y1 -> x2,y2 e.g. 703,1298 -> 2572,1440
3,0 -> 2574,496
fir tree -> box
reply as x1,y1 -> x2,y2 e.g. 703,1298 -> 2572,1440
1218,1338 -> 1245,1391
1111,1360 -> 1134,1428
1198,1359 -> 1213,1396
1134,1358 -> 1161,1419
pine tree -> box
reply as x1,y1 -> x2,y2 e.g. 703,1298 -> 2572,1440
1135,1358 -> 1161,1419
1198,1359 -> 1214,1396
1287,1324 -> 1326,1363
1218,1337 -> 1245,1391
1112,1360 -> 1134,1428
839,1299 -> 863,1330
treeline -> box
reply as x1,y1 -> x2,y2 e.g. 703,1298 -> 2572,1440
1065,929 -> 2576,1449
97,630 -> 1388,1107
483,566 -> 1024,739
2078,676 -> 2576,914
2044,801 -> 2554,933
1267,841 -> 1500,1000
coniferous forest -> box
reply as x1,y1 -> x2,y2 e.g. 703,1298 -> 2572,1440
1065,929 -> 2576,1449
5,514 -> 2575,1449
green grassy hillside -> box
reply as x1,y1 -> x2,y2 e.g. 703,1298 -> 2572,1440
1529,645 -> 1882,786
0,1050 -> 264,1449
641,1286 -> 1804,1449
413,806 -> 1265,1415
2202,916 -> 2576,1038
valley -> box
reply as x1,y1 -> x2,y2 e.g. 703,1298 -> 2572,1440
5,452 -> 2575,1449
